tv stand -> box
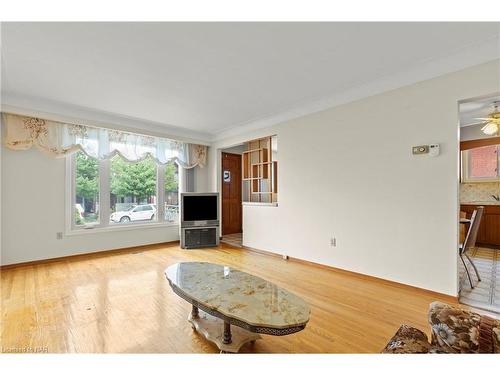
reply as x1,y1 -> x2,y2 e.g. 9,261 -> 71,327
180,192 -> 220,249
181,226 -> 219,249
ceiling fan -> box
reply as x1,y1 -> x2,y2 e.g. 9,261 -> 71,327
474,101 -> 500,136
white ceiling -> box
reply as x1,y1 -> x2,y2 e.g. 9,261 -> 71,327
2,22 -> 500,141
460,95 -> 500,127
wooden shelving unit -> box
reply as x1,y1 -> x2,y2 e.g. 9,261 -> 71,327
242,136 -> 277,203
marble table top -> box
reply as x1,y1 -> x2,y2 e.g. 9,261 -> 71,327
165,262 -> 310,330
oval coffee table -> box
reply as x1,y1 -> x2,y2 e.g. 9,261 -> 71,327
165,262 -> 310,353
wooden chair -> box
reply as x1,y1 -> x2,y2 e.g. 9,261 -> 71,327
459,206 -> 484,289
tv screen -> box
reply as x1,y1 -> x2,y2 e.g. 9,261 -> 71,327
183,195 -> 218,221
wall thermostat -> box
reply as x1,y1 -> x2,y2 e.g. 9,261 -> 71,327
412,144 -> 440,157
428,144 -> 440,157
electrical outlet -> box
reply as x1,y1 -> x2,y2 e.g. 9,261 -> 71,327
330,237 -> 336,247
56,232 -> 63,240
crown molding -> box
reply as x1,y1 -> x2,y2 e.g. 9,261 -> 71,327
0,92 -> 212,145
213,36 -> 500,142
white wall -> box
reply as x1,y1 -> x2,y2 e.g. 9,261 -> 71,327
0,144 -> 208,265
208,60 -> 500,297
193,162 -> 209,193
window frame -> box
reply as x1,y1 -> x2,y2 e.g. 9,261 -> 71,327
461,144 -> 500,183
66,154 -> 182,235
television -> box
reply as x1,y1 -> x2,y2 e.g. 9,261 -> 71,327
181,193 -> 219,227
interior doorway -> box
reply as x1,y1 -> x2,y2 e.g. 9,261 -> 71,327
221,148 -> 243,247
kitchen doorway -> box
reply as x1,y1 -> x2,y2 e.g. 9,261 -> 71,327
458,94 -> 500,314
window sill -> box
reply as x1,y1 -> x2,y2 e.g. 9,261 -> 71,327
242,202 -> 278,207
66,222 -> 179,236
461,179 -> 500,183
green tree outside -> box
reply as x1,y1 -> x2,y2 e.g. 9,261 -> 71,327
110,155 -> 156,202
75,151 -> 99,224
164,162 -> 178,193
75,152 -> 99,200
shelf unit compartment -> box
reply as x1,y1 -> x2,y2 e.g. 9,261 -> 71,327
242,153 -> 250,179
242,136 -> 277,204
272,161 -> 278,202
252,179 -> 260,194
251,164 -> 260,179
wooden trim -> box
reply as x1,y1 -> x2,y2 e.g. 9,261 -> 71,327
476,243 -> 500,250
241,245 -> 459,303
241,245 -> 283,259
0,240 -> 180,270
460,137 -> 500,151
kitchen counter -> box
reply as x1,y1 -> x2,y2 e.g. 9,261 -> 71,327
460,201 -> 500,206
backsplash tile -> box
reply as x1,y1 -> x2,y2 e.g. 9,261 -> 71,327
460,181 -> 500,203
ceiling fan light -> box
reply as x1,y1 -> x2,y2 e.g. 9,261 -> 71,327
481,122 -> 500,136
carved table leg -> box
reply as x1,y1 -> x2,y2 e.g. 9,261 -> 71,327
192,305 -> 199,319
223,321 -> 232,344
187,311 -> 260,352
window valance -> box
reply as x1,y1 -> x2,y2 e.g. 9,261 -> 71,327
2,113 -> 207,168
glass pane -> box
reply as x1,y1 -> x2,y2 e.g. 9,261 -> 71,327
164,162 -> 179,223
109,155 -> 157,224
470,145 -> 497,178
75,151 -> 99,226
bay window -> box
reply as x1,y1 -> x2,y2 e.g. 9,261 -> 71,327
3,113 -> 206,232
71,153 -> 181,229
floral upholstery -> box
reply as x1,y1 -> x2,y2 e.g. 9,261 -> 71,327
382,301 -> 500,354
381,325 -> 430,353
429,302 -> 480,353
495,326 -> 500,352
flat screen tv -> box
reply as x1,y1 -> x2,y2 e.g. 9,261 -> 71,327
181,193 -> 219,226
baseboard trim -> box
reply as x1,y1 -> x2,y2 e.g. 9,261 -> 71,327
241,245 -> 283,259
0,240 -> 180,270
241,245 -> 458,303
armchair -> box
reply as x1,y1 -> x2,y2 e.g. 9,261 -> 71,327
382,302 -> 499,353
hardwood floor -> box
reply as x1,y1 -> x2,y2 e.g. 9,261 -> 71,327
0,242 -> 490,353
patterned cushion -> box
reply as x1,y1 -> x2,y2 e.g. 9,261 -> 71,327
428,301 -> 500,354
428,302 -> 482,353
383,302 -> 500,354
494,324 -> 500,353
381,324 -> 430,354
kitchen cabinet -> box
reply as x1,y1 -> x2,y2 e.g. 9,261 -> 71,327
460,204 -> 500,247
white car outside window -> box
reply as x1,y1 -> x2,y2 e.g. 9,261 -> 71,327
110,204 -> 156,223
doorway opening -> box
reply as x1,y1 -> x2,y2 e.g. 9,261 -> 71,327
458,94 -> 500,314
220,144 -> 245,247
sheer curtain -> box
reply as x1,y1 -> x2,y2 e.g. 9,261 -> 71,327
2,113 -> 207,168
